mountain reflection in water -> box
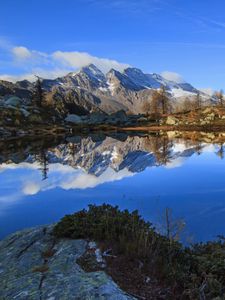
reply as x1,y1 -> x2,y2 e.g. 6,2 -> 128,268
0,132 -> 225,242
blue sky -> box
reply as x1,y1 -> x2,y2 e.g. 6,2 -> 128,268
0,0 -> 225,90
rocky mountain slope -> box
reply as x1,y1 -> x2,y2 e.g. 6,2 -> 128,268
0,64 -> 211,116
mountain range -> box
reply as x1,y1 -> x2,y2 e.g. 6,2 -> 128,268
0,64 -> 211,115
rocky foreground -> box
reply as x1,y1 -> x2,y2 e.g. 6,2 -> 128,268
0,225 -> 135,300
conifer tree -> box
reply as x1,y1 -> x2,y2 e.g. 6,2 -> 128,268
32,76 -> 45,107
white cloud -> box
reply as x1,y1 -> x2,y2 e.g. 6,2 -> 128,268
23,182 -> 40,195
161,71 -> 185,83
12,46 -> 32,60
52,51 -> 129,73
0,193 -> 22,204
0,73 -> 36,82
1,162 -> 134,200
60,167 -> 133,190
0,68 -> 74,82
0,44 -> 129,82
165,157 -> 185,169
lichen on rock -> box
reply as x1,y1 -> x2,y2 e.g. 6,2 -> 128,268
0,225 -> 135,300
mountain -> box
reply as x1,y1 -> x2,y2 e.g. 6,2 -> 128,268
0,79 -> 33,99
0,64 -> 212,115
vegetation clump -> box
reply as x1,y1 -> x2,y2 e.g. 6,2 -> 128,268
53,204 -> 225,299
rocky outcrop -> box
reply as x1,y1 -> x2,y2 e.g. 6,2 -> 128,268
164,107 -> 225,127
0,225 -> 135,300
0,80 -> 33,101
65,114 -> 83,124
64,110 -> 130,125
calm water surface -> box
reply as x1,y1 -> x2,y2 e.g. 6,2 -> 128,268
0,133 -> 225,242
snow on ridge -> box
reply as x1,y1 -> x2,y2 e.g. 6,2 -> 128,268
170,88 -> 196,98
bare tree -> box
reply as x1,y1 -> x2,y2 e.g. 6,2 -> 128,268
150,86 -> 170,116
216,143 -> 224,159
142,100 -> 151,116
195,141 -> 203,155
37,149 -> 49,180
159,85 -> 169,114
151,90 -> 161,116
215,89 -> 224,106
182,97 -> 192,112
194,92 -> 202,110
163,207 -> 185,242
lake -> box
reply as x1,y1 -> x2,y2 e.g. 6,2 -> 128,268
0,132 -> 225,242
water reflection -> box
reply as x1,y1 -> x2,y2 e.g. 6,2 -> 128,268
0,133 -> 209,180
0,132 -> 225,241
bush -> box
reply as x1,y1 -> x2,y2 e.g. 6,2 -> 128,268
53,204 -> 225,299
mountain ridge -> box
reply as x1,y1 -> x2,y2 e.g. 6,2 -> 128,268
0,64 -> 212,115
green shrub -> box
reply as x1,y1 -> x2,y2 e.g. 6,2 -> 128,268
53,204 -> 225,299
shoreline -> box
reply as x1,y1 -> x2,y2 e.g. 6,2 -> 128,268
2,123 -> 225,142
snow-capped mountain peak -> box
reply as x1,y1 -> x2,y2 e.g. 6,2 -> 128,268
0,63 -> 213,115
81,64 -> 105,80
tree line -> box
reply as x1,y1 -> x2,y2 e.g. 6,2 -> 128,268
142,85 -> 225,116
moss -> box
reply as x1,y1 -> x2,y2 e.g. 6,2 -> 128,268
32,265 -> 49,273
28,114 -> 43,123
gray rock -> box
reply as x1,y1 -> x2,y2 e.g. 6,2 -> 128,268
137,116 -> 148,123
89,112 -> 108,124
0,225 -> 135,300
5,96 -> 23,107
0,127 -> 12,138
166,116 -> 179,125
65,114 -> 83,124
109,110 -> 128,123
20,108 -> 30,118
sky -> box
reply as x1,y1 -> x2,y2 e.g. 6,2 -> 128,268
0,0 -> 225,91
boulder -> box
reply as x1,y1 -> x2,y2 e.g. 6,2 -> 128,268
65,114 -> 83,124
166,116 -> 179,125
20,108 -> 30,118
200,120 -> 210,125
137,116 -> 148,123
204,112 -> 215,121
202,107 -> 212,115
110,110 -> 128,122
5,96 -> 23,107
89,112 -> 108,124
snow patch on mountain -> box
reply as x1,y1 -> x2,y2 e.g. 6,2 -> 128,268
170,88 -> 196,98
